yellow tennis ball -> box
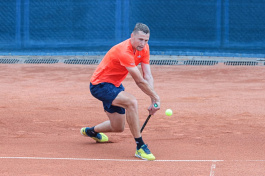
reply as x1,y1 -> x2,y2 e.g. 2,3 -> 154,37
165,109 -> 173,116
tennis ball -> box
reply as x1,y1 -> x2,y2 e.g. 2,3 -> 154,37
165,109 -> 173,116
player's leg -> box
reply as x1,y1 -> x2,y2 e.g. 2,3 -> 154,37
112,91 -> 141,138
81,112 -> 125,142
86,91 -> 140,140
82,82 -> 155,160
81,82 -> 126,142
94,112 -> 125,133
112,91 -> 155,161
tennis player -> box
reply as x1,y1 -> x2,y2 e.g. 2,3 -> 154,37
81,23 -> 160,161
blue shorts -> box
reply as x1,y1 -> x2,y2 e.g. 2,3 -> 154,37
90,82 -> 125,114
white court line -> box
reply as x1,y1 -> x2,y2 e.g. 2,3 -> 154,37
209,162 -> 216,176
0,156 -> 223,162
1,157 -> 265,162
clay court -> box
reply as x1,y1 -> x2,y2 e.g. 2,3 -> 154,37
0,60 -> 265,175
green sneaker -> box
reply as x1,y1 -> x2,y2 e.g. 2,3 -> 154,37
135,144 -> 155,161
80,127 -> 108,143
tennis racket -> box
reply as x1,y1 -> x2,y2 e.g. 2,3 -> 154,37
140,114 -> 151,133
140,103 -> 158,133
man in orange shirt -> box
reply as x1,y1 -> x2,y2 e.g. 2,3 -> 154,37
81,23 -> 160,161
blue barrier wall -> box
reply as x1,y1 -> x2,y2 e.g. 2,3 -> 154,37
1,0 -> 265,57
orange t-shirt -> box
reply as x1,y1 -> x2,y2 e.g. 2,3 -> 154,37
90,39 -> 150,87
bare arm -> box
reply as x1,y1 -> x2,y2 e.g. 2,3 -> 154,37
141,63 -> 154,88
126,64 -> 160,115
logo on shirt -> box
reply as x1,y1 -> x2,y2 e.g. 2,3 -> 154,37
137,55 -> 141,58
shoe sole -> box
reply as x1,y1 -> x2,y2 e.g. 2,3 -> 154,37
135,153 -> 155,161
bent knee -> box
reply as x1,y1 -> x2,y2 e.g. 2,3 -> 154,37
126,98 -> 138,110
112,125 -> 125,132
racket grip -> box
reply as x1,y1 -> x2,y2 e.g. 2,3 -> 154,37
140,115 -> 151,133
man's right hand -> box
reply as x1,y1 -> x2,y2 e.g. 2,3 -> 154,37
148,101 -> 160,115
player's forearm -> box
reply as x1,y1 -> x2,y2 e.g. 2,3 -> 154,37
135,79 -> 160,102
143,74 -> 154,89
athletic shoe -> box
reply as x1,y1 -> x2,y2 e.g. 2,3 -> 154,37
80,127 -> 108,143
135,144 -> 155,161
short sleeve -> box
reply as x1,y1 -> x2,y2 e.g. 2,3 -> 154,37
119,52 -> 136,67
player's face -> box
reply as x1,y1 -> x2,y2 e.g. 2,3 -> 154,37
131,31 -> 150,51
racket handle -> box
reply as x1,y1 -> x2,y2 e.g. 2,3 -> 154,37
140,115 -> 151,133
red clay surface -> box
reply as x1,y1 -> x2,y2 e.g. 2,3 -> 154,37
0,63 -> 265,175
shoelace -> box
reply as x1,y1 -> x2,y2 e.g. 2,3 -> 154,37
85,128 -> 98,138
142,144 -> 151,154
96,133 -> 102,140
